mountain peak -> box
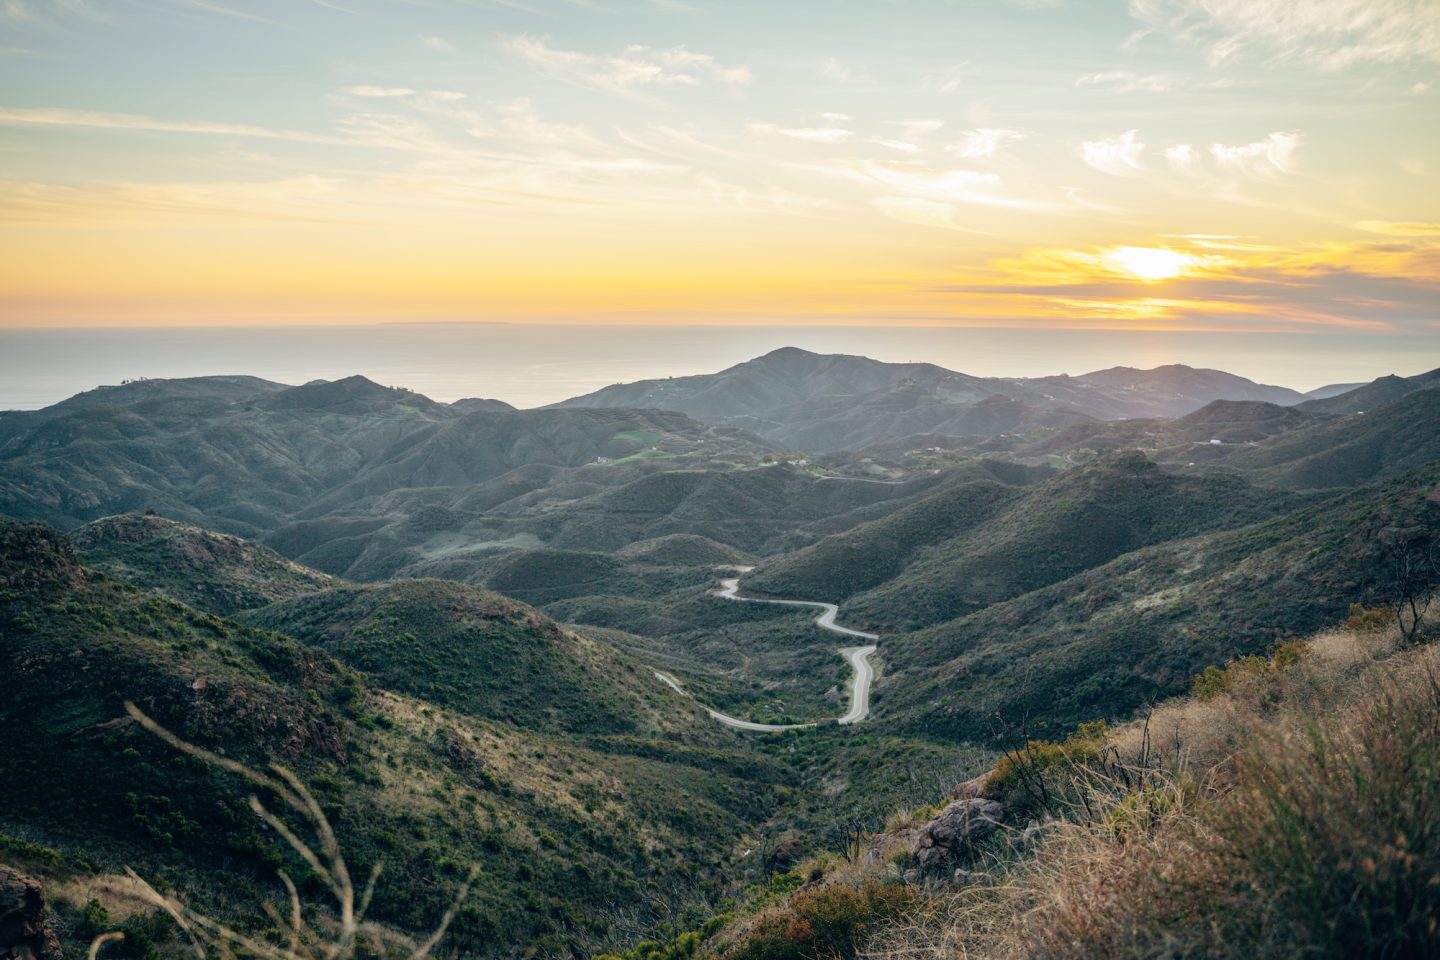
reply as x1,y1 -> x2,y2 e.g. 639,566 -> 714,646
757,346 -> 820,360
262,375 -> 442,414
747,346 -> 828,371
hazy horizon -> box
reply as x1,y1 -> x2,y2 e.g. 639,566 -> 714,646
3,323 -> 1436,411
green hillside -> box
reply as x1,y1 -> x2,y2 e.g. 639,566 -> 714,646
0,521 -> 795,957
552,349 -> 1306,453
746,452 -> 1305,632
878,462 -> 1440,740
73,512 -> 336,615
240,578 -> 687,736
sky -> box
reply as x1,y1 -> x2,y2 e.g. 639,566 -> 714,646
0,0 -> 1438,335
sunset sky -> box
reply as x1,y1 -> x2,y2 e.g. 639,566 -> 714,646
1,0 -> 1438,332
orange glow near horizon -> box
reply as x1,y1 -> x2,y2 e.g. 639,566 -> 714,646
0,2 -> 1436,335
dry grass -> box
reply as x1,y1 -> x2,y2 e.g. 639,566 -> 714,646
864,620 -> 1440,960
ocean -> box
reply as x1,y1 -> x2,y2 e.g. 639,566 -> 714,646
1,324 -> 1437,410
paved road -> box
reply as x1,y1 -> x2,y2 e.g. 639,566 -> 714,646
814,475 -> 908,485
654,567 -> 879,733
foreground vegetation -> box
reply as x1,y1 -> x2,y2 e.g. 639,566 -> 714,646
684,612 -> 1439,959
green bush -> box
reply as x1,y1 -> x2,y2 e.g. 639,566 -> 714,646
988,720 -> 1109,815
594,912 -> 730,960
0,833 -> 62,867
1192,640 -> 1309,702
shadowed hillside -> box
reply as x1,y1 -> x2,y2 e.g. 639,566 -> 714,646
877,462 -> 1440,740
241,578 -> 687,736
551,348 -> 1306,452
74,512 -> 337,616
749,452 -> 1308,631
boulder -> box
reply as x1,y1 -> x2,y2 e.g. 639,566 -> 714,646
911,798 -> 1004,871
0,870 -> 62,960
950,769 -> 998,801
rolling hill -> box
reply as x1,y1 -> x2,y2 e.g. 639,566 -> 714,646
875,461 -> 1440,741
551,348 -> 1308,452
240,578 -> 686,736
0,520 -> 795,957
747,452 -> 1310,631
73,512 -> 337,615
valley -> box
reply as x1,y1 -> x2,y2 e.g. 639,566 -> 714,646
1,349 -> 1437,959
657,569 -> 880,732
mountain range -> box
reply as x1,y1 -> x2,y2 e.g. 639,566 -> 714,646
551,347 -> 1311,452
1,348 -> 1438,959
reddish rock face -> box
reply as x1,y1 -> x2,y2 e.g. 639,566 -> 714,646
0,870 -> 63,960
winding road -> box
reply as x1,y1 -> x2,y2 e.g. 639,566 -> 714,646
653,567 -> 879,733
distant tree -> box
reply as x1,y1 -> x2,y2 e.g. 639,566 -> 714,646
1369,521 -> 1440,645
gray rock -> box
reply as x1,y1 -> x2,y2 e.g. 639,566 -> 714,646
909,798 -> 1004,872
951,770 -> 998,801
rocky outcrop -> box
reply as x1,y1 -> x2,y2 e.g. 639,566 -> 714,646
951,769 -> 999,801
0,871 -> 62,960
911,798 -> 1005,872
0,523 -> 85,596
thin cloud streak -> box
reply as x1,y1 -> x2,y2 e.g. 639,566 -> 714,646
0,106 -> 348,143
503,35 -> 752,97
1129,0 -> 1440,69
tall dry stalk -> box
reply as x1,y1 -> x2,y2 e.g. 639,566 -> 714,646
89,701 -> 478,960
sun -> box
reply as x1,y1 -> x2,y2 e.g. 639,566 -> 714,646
1103,246 -> 1195,281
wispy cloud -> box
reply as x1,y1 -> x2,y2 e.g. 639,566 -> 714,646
928,62 -> 971,93
748,122 -> 853,144
872,196 -> 988,233
867,119 -> 944,155
808,158 -> 1048,211
819,57 -> 872,83
343,86 -> 417,98
1163,143 -> 1198,173
504,35 -> 751,96
872,138 -> 922,154
892,118 -> 944,141
1129,0 -> 1440,69
1076,69 -> 1173,92
0,105 -> 344,143
946,127 -> 1024,160
169,0 -> 279,25
1080,129 -> 1145,175
1210,132 -> 1299,177
939,236 -> 1440,332
421,35 -> 454,52
1354,220 -> 1440,237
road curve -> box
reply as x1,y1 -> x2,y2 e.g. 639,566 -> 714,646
654,567 -> 879,733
